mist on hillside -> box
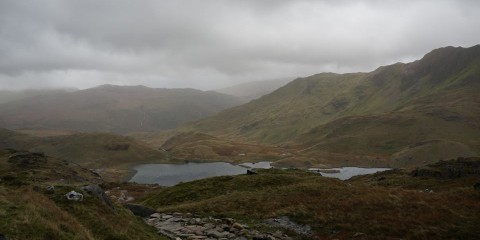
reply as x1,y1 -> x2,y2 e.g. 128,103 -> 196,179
0,1 -> 479,91
1,1 -> 480,240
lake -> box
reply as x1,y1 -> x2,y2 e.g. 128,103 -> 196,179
129,161 -> 272,186
308,167 -> 391,180
129,162 -> 390,186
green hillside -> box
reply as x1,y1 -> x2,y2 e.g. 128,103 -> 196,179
0,128 -> 170,181
175,45 -> 480,167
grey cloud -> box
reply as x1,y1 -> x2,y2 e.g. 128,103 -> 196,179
0,0 -> 479,90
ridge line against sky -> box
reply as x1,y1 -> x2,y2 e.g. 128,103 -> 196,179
0,0 -> 479,91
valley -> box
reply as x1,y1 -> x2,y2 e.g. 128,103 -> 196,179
0,45 -> 479,239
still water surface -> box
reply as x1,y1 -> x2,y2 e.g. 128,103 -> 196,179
129,162 -> 271,186
130,162 -> 389,186
308,167 -> 391,180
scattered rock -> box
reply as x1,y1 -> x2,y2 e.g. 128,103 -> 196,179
223,218 -> 234,225
146,212 -> 293,240
232,223 -> 245,230
45,185 -> 55,192
264,216 -> 311,235
65,191 -> 83,201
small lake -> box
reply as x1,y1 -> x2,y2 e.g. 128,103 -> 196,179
129,161 -> 272,186
308,167 -> 391,180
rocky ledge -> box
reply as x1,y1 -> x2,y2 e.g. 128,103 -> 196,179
145,212 -> 309,240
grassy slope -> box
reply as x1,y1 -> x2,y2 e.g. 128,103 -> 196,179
0,149 -> 166,240
160,131 -> 287,162
142,158 -> 480,239
0,85 -> 244,134
0,128 -> 168,168
0,128 -> 171,181
163,45 -> 480,167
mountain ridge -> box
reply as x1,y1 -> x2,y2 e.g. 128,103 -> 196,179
165,45 -> 480,167
0,85 -> 245,134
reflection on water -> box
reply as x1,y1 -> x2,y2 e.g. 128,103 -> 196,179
129,161 -> 271,186
308,167 -> 391,180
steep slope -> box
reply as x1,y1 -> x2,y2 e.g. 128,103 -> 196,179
0,149 -> 166,240
0,85 -> 244,134
178,45 -> 480,166
215,77 -> 293,100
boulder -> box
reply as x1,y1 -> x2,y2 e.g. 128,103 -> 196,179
232,223 -> 245,230
124,204 -> 157,217
65,191 -> 83,201
247,169 -> 257,175
81,185 -> 114,209
45,185 -> 55,193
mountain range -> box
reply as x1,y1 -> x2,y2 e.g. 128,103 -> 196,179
0,85 -> 244,134
0,45 -> 478,169
165,45 -> 480,167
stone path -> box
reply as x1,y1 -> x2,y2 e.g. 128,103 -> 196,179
145,212 -> 297,240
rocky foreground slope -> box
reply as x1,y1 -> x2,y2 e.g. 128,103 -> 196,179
0,149 -> 166,240
1,148 -> 479,239
142,158 -> 480,239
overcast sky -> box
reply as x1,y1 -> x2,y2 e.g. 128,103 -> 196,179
0,0 -> 479,91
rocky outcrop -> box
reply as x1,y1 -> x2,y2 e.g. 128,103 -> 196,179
81,184 -> 114,209
411,157 -> 480,179
124,204 -> 157,218
8,151 -> 47,167
146,212 -> 301,240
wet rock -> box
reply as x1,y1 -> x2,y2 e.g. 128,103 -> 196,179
205,229 -> 229,239
264,216 -> 311,235
124,204 -> 157,217
147,212 -> 293,240
233,237 -> 247,240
